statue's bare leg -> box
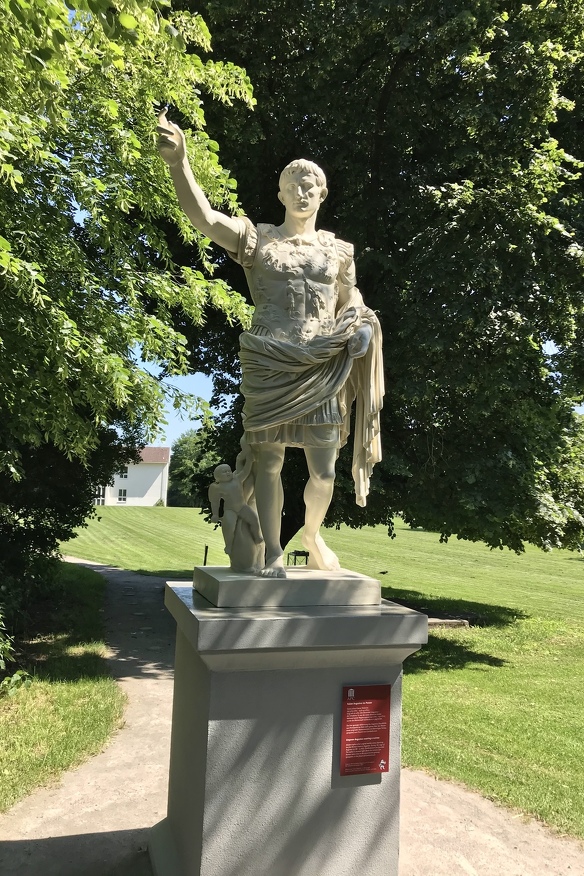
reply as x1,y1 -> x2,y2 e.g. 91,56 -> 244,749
252,443 -> 286,577
239,505 -> 264,545
301,446 -> 341,571
221,510 -> 237,557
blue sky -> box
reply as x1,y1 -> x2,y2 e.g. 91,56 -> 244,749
152,372 -> 215,448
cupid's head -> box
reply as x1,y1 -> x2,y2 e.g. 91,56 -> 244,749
213,464 -> 233,483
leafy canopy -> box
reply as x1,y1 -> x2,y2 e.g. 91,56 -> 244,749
167,427 -> 220,506
184,0 -> 584,552
0,0 -> 253,479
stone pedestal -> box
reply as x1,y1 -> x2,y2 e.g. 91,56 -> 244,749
149,582 -> 428,876
193,565 -> 382,608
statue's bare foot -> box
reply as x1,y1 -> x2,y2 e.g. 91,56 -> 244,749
260,554 -> 287,578
302,533 -> 341,571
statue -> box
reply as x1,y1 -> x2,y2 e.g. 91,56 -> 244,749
208,443 -> 264,573
157,110 -> 384,579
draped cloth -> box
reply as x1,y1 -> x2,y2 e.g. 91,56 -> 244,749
240,295 -> 384,507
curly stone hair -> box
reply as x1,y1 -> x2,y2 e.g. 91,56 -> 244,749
279,159 -> 327,194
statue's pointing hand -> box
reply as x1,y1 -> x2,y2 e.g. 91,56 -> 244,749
156,108 -> 186,167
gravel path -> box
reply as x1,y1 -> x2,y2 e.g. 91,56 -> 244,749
0,558 -> 582,875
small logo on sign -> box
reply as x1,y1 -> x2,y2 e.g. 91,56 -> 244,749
379,759 -> 387,770
348,688 -> 355,699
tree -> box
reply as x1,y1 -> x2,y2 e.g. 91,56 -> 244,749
170,0 -> 584,553
0,0 -> 253,480
168,427 -> 220,506
0,1 -> 254,627
0,428 -> 143,627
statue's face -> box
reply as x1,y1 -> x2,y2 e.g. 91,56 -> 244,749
215,465 -> 233,483
278,171 -> 324,218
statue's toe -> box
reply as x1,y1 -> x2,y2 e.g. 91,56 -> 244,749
260,555 -> 287,578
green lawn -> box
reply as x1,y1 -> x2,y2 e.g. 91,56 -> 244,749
66,506 -> 227,575
64,508 -> 584,838
0,564 -> 125,812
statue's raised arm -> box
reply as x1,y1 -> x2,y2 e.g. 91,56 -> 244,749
156,109 -> 240,254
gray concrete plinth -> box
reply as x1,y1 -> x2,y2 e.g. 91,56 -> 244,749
149,583 -> 428,876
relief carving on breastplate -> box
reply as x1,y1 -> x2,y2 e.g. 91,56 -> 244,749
260,230 -> 338,282
251,229 -> 342,343
306,281 -> 334,335
262,243 -> 290,275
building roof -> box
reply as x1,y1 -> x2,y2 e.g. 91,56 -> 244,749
139,447 -> 170,465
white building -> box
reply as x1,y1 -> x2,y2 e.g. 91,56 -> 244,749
94,447 -> 170,506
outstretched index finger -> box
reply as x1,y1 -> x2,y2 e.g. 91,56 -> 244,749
156,106 -> 175,135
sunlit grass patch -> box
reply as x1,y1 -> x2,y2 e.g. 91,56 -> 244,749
0,564 -> 125,812
402,618 -> 584,838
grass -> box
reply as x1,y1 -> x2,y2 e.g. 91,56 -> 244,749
403,620 -> 584,837
0,563 -> 126,812
65,506 -> 227,575
63,508 -> 584,838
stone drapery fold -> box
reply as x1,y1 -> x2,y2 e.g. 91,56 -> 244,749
240,299 -> 384,507
240,325 -> 354,431
339,310 -> 384,507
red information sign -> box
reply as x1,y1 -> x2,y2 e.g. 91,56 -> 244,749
340,684 -> 391,776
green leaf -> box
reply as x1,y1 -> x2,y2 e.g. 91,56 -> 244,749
29,54 -> 47,68
51,29 -> 67,49
118,12 -> 138,30
36,46 -> 55,62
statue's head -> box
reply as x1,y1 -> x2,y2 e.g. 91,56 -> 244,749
279,159 -> 327,191
214,463 -> 233,483
278,159 -> 328,214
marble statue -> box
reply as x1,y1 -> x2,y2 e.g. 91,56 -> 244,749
208,445 -> 264,573
157,110 -> 384,578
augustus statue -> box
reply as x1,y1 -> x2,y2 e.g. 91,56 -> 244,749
157,110 -> 384,578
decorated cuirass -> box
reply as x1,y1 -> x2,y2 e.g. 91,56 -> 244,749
231,220 -> 355,345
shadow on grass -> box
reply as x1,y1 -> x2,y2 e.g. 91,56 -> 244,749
14,562 -> 173,685
23,647 -> 111,683
380,586 -> 516,674
17,576 -> 113,684
382,585 -> 528,627
382,587 -> 529,674
404,634 -> 507,674
135,568 -> 193,579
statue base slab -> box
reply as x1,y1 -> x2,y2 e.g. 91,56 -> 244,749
193,565 -> 381,607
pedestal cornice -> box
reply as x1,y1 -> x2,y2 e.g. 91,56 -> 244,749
165,583 -> 428,671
